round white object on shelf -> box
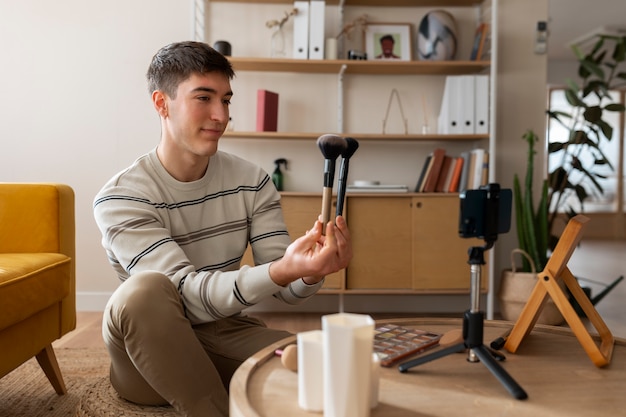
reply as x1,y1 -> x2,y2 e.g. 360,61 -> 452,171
417,10 -> 458,61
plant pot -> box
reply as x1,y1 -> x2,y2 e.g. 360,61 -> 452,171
498,249 -> 565,326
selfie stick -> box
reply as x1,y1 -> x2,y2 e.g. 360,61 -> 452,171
398,184 -> 527,400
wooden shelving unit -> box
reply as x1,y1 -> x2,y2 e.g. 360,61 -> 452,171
210,0 -> 499,314
229,57 -> 490,75
217,0 -> 484,6
223,131 -> 489,141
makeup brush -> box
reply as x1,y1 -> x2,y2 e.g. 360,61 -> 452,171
317,134 -> 347,233
335,137 -> 359,217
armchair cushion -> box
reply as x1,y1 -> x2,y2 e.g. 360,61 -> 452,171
0,253 -> 71,330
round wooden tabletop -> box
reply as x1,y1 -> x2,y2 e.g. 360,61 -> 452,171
230,318 -> 626,417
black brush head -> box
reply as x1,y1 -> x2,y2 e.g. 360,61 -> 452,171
317,134 -> 347,160
342,137 -> 359,159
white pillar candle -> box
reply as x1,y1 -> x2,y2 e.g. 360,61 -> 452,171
297,330 -> 324,412
322,313 -> 375,417
325,38 -> 338,60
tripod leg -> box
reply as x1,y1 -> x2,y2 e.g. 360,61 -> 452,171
472,345 -> 527,400
485,346 -> 506,361
398,342 -> 466,373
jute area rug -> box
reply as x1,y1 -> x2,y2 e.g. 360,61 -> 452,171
0,348 -> 180,417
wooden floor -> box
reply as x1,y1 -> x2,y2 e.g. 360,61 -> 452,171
55,239 -> 626,349
53,312 -> 436,349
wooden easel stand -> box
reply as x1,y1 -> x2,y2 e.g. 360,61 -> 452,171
504,215 -> 614,367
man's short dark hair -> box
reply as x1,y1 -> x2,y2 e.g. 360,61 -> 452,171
380,35 -> 395,44
146,41 -> 235,98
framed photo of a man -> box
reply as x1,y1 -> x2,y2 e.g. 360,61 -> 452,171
365,23 -> 412,61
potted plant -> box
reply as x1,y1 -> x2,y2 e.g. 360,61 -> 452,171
518,33 -> 626,271
500,130 -> 561,324
500,34 -> 626,324
546,34 -> 626,248
513,130 -> 549,273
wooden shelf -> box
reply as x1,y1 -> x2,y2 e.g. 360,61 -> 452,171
229,57 -> 490,75
214,0 -> 483,6
223,131 -> 489,142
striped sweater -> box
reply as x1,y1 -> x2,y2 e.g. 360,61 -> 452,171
94,148 -> 322,324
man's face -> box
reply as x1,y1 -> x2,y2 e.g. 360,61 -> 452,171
162,72 -> 233,158
381,38 -> 395,57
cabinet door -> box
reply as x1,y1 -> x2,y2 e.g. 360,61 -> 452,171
280,195 -> 344,290
346,197 -> 413,289
412,195 -> 488,291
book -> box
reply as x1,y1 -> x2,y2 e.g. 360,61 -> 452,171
470,23 -> 489,61
422,148 -> 446,193
481,151 -> 490,186
256,89 -> 279,132
458,151 -> 471,192
414,155 -> 432,192
435,155 -> 453,193
467,148 -> 486,190
447,156 -> 465,193
346,184 -> 409,193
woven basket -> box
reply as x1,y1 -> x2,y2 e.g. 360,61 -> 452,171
498,249 -> 565,326
74,377 -> 181,417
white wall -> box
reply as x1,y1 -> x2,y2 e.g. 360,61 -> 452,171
1,0 -> 193,309
0,0 -> 548,313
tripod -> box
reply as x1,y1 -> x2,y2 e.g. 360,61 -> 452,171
398,241 -> 528,400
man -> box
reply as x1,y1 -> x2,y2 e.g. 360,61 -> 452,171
376,34 -> 400,59
93,41 -> 352,416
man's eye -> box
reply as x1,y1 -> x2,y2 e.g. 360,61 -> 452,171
223,99 -> 232,105
198,96 -> 209,101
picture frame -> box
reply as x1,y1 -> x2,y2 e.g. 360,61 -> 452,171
365,23 -> 413,61
470,23 -> 489,61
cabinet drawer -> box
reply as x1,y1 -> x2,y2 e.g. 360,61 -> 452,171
412,196 -> 488,291
346,197 -> 413,289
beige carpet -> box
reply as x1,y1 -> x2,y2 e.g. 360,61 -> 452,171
0,348 -> 179,417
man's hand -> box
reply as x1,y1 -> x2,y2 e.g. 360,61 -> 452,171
269,216 -> 352,287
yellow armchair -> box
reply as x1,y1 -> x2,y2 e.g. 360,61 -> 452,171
0,183 -> 76,394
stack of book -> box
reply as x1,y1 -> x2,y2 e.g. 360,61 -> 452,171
346,182 -> 409,193
414,147 -> 489,193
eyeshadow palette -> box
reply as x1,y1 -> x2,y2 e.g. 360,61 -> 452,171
374,324 -> 442,367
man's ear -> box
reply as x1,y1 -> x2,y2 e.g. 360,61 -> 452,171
152,90 -> 168,118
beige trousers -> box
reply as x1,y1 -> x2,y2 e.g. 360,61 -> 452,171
102,271 -> 291,417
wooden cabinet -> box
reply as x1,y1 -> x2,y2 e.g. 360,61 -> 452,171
280,193 -> 488,294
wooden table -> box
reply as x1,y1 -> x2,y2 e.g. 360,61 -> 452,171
230,318 -> 626,417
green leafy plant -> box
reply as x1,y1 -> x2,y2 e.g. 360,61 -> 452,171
546,35 -> 626,242
515,35 -> 626,273
514,130 -> 549,272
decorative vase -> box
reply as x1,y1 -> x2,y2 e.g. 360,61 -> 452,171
270,26 -> 286,57
417,10 -> 458,61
